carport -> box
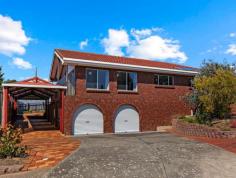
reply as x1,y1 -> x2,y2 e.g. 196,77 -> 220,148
1,77 -> 67,133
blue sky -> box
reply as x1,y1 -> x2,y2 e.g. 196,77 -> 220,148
0,0 -> 236,80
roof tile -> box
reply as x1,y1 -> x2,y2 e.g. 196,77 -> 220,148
55,49 -> 197,71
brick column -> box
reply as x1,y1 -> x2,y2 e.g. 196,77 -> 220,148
60,90 -> 65,133
2,87 -> 9,128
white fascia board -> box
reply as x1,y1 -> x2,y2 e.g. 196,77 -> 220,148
49,51 -> 65,81
55,51 -> 64,64
63,57 -> 198,76
2,83 -> 67,89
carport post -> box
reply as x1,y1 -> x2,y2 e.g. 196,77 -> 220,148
1,87 -> 8,128
60,90 -> 64,133
13,99 -> 17,110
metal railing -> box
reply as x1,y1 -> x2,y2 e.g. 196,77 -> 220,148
17,103 -> 46,114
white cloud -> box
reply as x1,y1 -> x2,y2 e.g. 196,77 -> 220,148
130,27 -> 162,41
0,15 -> 30,56
79,39 -> 88,50
229,33 -> 236,37
12,57 -> 32,70
226,44 -> 236,55
101,27 -> 187,63
101,29 -> 129,56
128,36 -> 187,63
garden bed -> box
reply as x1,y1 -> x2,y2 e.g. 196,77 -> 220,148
172,119 -> 236,138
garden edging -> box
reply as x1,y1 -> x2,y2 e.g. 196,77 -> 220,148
172,119 -> 236,138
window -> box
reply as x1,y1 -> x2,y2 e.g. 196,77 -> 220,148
67,65 -> 76,96
86,69 -> 109,90
117,71 -> 137,91
154,75 -> 174,86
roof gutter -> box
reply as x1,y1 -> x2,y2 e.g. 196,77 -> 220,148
62,57 -> 198,76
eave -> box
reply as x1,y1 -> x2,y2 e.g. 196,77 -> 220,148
62,57 -> 198,76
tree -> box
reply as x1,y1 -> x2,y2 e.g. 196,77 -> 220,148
4,79 -> 17,83
195,68 -> 236,119
198,60 -> 234,77
185,60 -> 236,123
0,66 -> 3,88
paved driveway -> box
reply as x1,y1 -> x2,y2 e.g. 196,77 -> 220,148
46,133 -> 236,178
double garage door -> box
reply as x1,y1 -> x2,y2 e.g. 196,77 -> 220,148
73,104 -> 139,135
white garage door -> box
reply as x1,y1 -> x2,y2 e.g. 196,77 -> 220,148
114,105 -> 140,133
73,104 -> 103,135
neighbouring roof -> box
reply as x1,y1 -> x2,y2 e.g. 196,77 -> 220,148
50,49 -> 198,80
2,77 -> 67,89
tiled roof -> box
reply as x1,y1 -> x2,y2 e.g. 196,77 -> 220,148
2,77 -> 67,89
55,49 -> 198,71
16,77 -> 55,86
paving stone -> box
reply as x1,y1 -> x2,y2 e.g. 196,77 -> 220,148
21,130 -> 80,170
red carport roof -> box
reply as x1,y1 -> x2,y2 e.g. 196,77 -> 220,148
2,77 -> 67,89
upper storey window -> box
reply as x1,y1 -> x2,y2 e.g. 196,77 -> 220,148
154,75 -> 174,86
86,69 -> 109,90
117,71 -> 137,91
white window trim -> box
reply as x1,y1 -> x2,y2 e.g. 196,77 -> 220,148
117,71 -> 138,92
86,68 -> 109,90
156,74 -> 174,86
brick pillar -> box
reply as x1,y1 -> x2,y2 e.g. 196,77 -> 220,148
60,90 -> 65,133
2,87 -> 9,128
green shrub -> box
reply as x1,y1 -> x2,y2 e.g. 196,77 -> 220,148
0,124 -> 27,158
184,61 -> 236,123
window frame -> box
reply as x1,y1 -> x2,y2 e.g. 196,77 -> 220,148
86,68 -> 109,90
117,71 -> 138,92
155,74 -> 174,86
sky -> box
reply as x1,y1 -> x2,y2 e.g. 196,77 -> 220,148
0,0 -> 236,81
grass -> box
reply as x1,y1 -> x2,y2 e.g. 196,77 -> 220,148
178,115 -> 199,124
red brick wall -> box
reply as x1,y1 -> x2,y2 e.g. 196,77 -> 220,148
172,119 -> 236,138
63,66 -> 193,135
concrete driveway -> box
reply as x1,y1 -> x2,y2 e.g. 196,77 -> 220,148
46,133 -> 236,178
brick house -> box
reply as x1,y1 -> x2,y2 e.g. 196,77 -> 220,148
49,49 -> 198,135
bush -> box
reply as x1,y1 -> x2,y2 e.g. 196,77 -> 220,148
185,60 -> 236,123
0,124 -> 27,159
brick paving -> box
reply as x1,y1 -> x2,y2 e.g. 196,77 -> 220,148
21,131 -> 80,171
171,129 -> 236,154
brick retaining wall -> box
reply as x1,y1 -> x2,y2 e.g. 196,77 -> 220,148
172,119 -> 236,138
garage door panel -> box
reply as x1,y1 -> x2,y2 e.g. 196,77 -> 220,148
114,105 -> 139,133
73,105 -> 103,135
